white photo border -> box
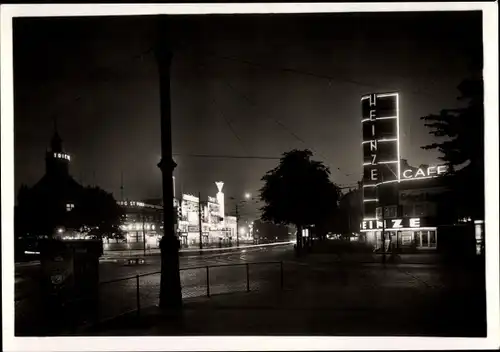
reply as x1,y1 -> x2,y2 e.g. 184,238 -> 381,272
1,3 -> 498,351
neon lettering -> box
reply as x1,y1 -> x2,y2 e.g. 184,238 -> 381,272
371,154 -> 377,165
409,218 -> 420,228
402,165 -> 448,179
415,169 -> 426,178
369,110 -> 376,120
370,169 -> 378,181
391,219 -> 403,228
437,165 -> 447,175
370,140 -> 377,151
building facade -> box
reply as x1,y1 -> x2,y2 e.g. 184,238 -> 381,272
176,183 -> 238,248
359,92 -> 452,252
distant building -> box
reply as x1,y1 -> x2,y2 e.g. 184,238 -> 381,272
16,129 -> 85,239
253,220 -> 290,243
176,187 -> 236,248
337,185 -> 363,235
102,200 -> 164,251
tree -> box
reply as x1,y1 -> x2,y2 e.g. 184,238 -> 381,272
67,186 -> 125,240
16,183 -> 124,241
420,76 -> 484,220
259,149 -> 341,253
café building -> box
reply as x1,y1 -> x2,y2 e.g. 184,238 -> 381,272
359,92 -> 450,251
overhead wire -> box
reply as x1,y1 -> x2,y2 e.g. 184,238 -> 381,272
193,50 -> 439,99
172,153 -> 280,160
194,61 -> 249,156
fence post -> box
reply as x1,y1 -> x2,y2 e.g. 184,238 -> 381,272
136,275 -> 140,317
280,261 -> 284,289
206,266 -> 210,297
246,263 -> 250,292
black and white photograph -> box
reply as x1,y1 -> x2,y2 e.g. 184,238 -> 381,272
1,3 -> 498,351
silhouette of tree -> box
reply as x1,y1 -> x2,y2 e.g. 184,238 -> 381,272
16,184 -> 124,240
420,76 -> 484,220
67,186 -> 125,240
259,149 -> 341,253
16,183 -> 65,239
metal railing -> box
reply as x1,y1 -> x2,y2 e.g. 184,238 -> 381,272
14,261 -> 284,335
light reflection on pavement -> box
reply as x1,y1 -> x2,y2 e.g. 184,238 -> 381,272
14,246 -> 485,337
15,245 -> 294,334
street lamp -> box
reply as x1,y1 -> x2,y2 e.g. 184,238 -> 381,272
229,193 -> 258,247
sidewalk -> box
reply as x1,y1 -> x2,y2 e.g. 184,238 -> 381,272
80,260 -> 486,337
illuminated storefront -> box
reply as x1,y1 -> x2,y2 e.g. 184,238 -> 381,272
176,182 -> 235,247
104,200 -> 163,251
360,92 -> 449,251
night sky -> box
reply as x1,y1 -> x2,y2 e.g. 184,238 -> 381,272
13,11 -> 482,215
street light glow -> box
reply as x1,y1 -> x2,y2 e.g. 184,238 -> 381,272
244,192 -> 251,199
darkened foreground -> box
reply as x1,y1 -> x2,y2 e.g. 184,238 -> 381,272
15,242 -> 486,337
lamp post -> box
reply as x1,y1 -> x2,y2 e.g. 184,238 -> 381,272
142,210 -> 146,256
155,16 -> 182,311
229,193 -> 258,247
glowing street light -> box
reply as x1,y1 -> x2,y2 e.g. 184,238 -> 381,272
244,192 -> 251,199
239,227 -> 246,235
57,227 -> 64,234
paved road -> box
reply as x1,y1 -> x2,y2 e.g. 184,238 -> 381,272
15,245 -> 295,335
15,245 -> 293,298
14,246 -> 486,337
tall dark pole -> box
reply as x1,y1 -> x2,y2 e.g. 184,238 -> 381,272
235,203 -> 240,247
142,210 -> 146,256
155,16 -> 182,311
198,192 -> 203,251
120,171 -> 124,201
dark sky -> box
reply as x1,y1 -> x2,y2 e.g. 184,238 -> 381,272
14,11 -> 482,213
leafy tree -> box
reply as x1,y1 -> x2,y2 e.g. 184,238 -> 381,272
16,183 -> 124,241
259,149 -> 341,253
420,76 -> 484,220
67,186 -> 125,240
16,183 -> 66,239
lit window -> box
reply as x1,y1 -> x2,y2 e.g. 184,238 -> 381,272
66,203 -> 74,212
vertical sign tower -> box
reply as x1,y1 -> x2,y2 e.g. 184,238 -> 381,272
215,181 -> 225,221
361,92 -> 400,223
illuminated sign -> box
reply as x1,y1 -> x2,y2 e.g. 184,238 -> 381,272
54,152 -> 71,161
118,200 -> 145,207
361,92 -> 400,219
208,196 -> 218,204
402,165 -> 448,179
182,194 -> 199,203
360,217 -> 423,231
